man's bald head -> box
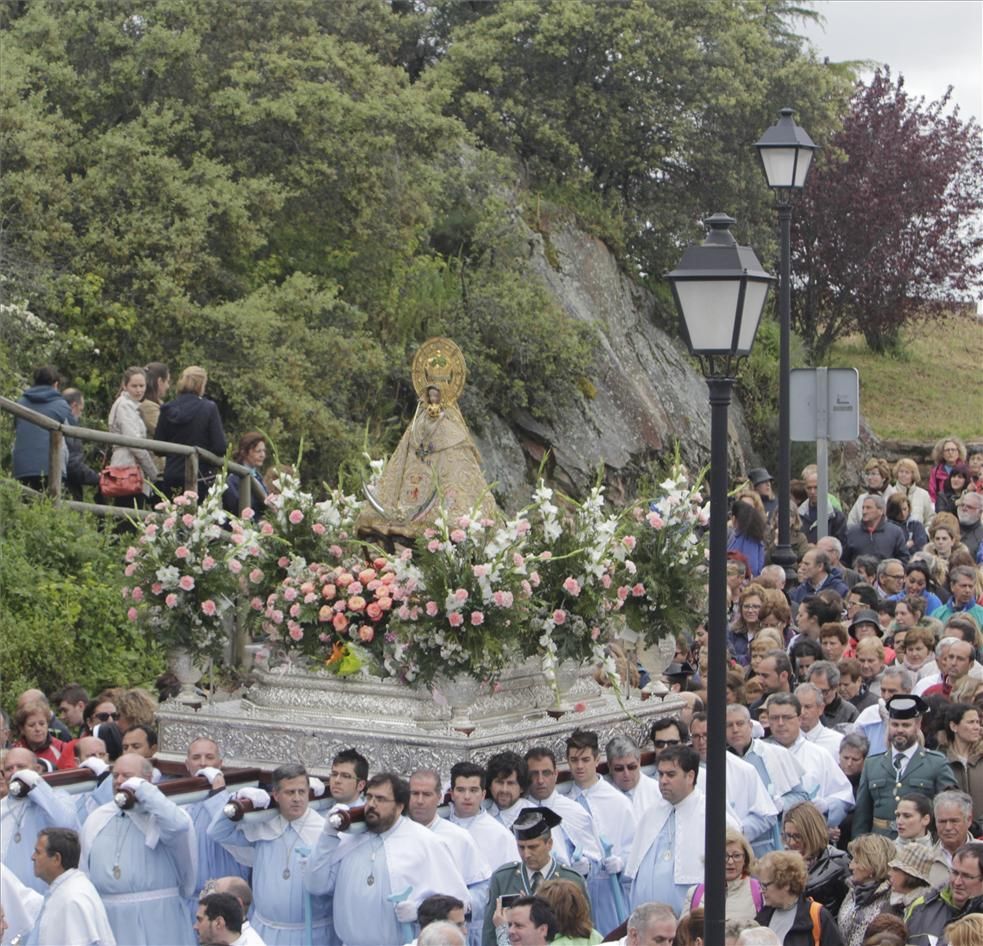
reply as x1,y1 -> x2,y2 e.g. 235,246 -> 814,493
75,737 -> 108,761
16,689 -> 48,710
2,747 -> 42,778
213,876 -> 253,911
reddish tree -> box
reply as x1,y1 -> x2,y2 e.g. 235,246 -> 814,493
791,69 -> 983,360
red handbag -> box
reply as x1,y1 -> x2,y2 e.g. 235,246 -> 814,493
99,465 -> 144,498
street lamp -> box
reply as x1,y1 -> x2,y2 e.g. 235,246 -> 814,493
754,107 -> 817,573
666,214 -> 773,946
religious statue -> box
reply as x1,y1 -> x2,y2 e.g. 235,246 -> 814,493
357,338 -> 498,541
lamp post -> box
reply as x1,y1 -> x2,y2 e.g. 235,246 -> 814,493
754,107 -> 817,573
667,214 -> 773,946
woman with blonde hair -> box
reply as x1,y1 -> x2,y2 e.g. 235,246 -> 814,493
155,365 -> 227,499
837,834 -> 895,946
730,583 -> 768,667
781,802 -> 850,914
753,850 -> 844,946
685,828 -> 763,925
925,513 -> 969,567
944,913 -> 983,946
892,458 -> 934,523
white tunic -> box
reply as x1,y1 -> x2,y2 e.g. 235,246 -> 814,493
527,791 -> 601,863
802,722 -> 844,759
0,781 -> 79,893
447,809 -> 518,872
615,772 -> 661,820
1,862 -> 43,945
26,868 -> 116,946
779,734 -> 855,813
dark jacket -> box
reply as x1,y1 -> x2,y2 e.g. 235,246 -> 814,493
66,425 -> 100,492
223,468 -> 268,515
806,845 -> 850,915
13,385 -> 74,479
789,572 -> 850,606
155,392 -> 227,496
822,695 -> 858,728
905,886 -> 983,946
756,895 -> 844,946
799,500 -> 848,547
843,516 -> 910,566
961,520 -> 983,560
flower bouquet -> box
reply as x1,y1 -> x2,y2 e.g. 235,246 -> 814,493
123,474 -> 265,664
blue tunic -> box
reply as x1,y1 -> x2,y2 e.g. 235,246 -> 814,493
83,794 -> 196,946
629,814 -> 687,916
1,783 -> 78,893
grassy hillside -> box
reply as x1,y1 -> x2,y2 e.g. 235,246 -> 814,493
827,314 -> 983,442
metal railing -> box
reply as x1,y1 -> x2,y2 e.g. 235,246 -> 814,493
0,395 -> 260,518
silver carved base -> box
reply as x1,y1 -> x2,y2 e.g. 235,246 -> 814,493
156,659 -> 686,779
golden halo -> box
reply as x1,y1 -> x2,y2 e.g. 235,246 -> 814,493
411,337 -> 466,406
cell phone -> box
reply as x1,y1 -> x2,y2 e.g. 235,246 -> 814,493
499,894 -> 520,909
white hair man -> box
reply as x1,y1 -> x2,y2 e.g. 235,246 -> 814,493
794,683 -> 842,758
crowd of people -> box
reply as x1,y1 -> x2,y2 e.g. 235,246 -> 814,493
7,368 -> 983,946
11,363 -> 268,511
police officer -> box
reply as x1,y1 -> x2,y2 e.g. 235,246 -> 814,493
853,695 -> 958,837
482,807 -> 587,946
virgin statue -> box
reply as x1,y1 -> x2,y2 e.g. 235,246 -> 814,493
357,338 -> 497,541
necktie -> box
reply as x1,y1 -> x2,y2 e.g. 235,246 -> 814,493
531,870 -> 543,893
894,754 -> 905,777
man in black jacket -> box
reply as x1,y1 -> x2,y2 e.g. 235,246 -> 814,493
62,388 -> 100,499
906,842 -> 983,946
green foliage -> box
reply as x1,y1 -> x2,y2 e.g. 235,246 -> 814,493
0,484 -> 164,710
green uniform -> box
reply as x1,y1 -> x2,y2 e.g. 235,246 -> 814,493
482,858 -> 588,946
854,747 -> 958,837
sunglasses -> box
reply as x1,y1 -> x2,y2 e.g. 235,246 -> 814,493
94,712 -> 120,722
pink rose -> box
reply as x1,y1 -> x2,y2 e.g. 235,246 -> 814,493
289,603 -> 301,618
329,545 -> 343,559
563,576 -> 581,597
151,582 -> 163,595
366,602 -> 383,621
127,607 -> 138,621
228,559 -> 242,574
260,521 -> 274,535
348,581 -> 363,595
448,612 -> 464,627
540,551 -> 552,561
601,573 -> 612,589
163,517 -> 176,529
425,601 -> 439,617
144,524 -> 158,537
131,587 -> 144,602
424,529 -> 436,539
450,529 -> 467,544
250,596 -> 264,611
304,592 -> 317,604
358,569 -> 377,584
270,609 -> 284,625
248,545 -> 261,557
454,588 -> 469,603
376,596 -> 392,611
530,571 -> 541,588
348,596 -> 366,612
622,535 -> 637,550
470,611 -> 485,626
175,545 -> 190,559
241,507 -> 255,520
473,564 -> 489,578
124,563 -> 137,577
358,626 -> 374,642
337,573 -> 353,588
427,540 -> 441,553
617,585 -> 629,600
201,555 -> 216,572
631,582 -> 645,597
397,605 -> 411,620
521,580 -> 532,597
322,583 -> 336,600
165,594 -> 179,608
457,516 -> 471,529
515,519 -> 531,536
125,546 -> 138,562
249,568 -> 264,584
201,599 -> 217,616
513,552 -> 525,567
179,575 -> 195,591
182,513 -> 195,527
283,587 -> 298,601
553,609 -> 567,625
288,624 -> 304,641
332,612 -> 349,631
277,556 -> 290,568
493,590 -> 514,608
288,509 -> 304,525
319,605 -> 333,622
312,522 -> 326,535
647,512 -> 664,529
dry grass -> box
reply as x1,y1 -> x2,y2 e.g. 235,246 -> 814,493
827,313 -> 983,442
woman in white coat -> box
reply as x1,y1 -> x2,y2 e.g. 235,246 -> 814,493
107,366 -> 159,503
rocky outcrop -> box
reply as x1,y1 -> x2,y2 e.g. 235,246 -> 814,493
472,219 -> 759,511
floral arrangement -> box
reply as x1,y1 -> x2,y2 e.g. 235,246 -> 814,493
611,466 -> 708,646
383,509 -> 534,686
261,553 -> 413,675
122,474 -> 265,663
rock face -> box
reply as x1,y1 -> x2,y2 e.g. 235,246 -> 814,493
472,219 -> 758,511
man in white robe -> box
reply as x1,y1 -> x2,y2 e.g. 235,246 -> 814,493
305,773 -> 470,946
625,746 -> 740,915
1,863 -> 43,946
80,753 -> 196,946
765,693 -> 854,826
566,729 -> 636,936
795,684 -> 844,758
446,763 -> 518,872
408,770 -> 490,946
726,704 -> 809,856
484,752 -> 537,831
604,737 -> 660,820
0,750 -> 78,893
208,763 -> 331,946
209,877 -> 267,946
24,827 -> 115,945
522,748 -> 599,873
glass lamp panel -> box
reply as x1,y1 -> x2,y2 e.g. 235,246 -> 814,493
759,147 -> 799,189
735,281 -> 769,353
674,281 -> 740,352
792,148 -> 814,187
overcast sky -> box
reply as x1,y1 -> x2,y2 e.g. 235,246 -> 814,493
799,0 -> 982,122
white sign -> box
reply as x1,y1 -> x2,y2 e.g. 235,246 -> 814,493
790,368 -> 860,442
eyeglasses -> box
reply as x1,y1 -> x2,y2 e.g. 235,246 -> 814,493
330,770 -> 357,781
782,832 -> 803,844
724,852 -> 745,862
884,572 -> 905,580
949,867 -> 983,883
758,880 -> 776,889
653,739 -> 681,748
94,712 -> 119,721
611,763 -> 639,772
